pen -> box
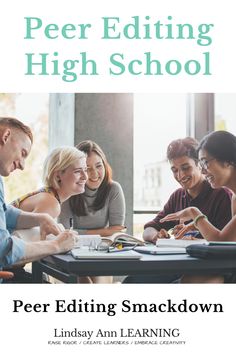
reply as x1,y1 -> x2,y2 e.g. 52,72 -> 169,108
69,217 -> 73,230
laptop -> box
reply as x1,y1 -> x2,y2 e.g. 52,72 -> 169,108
135,245 -> 186,255
71,248 -> 142,260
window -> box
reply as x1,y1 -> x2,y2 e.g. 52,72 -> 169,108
214,93 -> 236,135
133,93 -> 188,235
0,93 -> 49,202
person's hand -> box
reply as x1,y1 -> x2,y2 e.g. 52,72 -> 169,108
39,214 -> 64,240
53,230 -> 78,253
151,229 -> 170,243
171,223 -> 185,237
174,222 -> 197,239
157,229 -> 170,239
143,227 -> 158,243
160,207 -> 200,224
143,227 -> 170,244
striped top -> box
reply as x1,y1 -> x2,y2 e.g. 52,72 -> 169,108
11,186 -> 61,208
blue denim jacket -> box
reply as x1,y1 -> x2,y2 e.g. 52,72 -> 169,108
0,177 -> 25,270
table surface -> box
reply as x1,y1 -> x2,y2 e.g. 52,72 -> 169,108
32,250 -> 236,283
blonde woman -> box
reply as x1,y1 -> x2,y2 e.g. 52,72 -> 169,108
12,146 -> 88,220
59,140 -> 126,284
6,146 -> 87,283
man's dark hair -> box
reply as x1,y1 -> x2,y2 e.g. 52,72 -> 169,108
167,137 -> 199,162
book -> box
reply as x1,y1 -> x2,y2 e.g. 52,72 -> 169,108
156,238 -> 208,248
101,232 -> 145,247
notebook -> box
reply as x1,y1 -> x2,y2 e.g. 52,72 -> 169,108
71,248 -> 142,260
156,238 -> 207,248
135,245 -> 186,255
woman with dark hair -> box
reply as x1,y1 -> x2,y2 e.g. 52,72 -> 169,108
160,131 -> 236,282
59,140 -> 126,237
59,140 -> 126,284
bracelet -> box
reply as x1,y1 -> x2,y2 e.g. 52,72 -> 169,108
193,214 -> 208,229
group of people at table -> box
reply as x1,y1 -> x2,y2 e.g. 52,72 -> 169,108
0,116 -> 236,283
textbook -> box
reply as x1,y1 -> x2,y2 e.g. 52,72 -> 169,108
156,238 -> 208,248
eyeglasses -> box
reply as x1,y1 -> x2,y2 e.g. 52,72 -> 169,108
198,158 -> 216,171
89,240 -> 138,253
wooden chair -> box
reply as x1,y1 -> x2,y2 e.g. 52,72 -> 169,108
0,271 -> 14,279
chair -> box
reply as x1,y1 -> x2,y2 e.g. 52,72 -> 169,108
0,271 -> 14,279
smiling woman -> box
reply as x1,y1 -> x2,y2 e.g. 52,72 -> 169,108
59,140 -> 126,237
11,146 -> 87,219
58,140 -> 126,284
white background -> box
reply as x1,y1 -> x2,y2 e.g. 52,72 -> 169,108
0,0 -> 235,92
0,1 -> 236,353
1,284 -> 235,354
